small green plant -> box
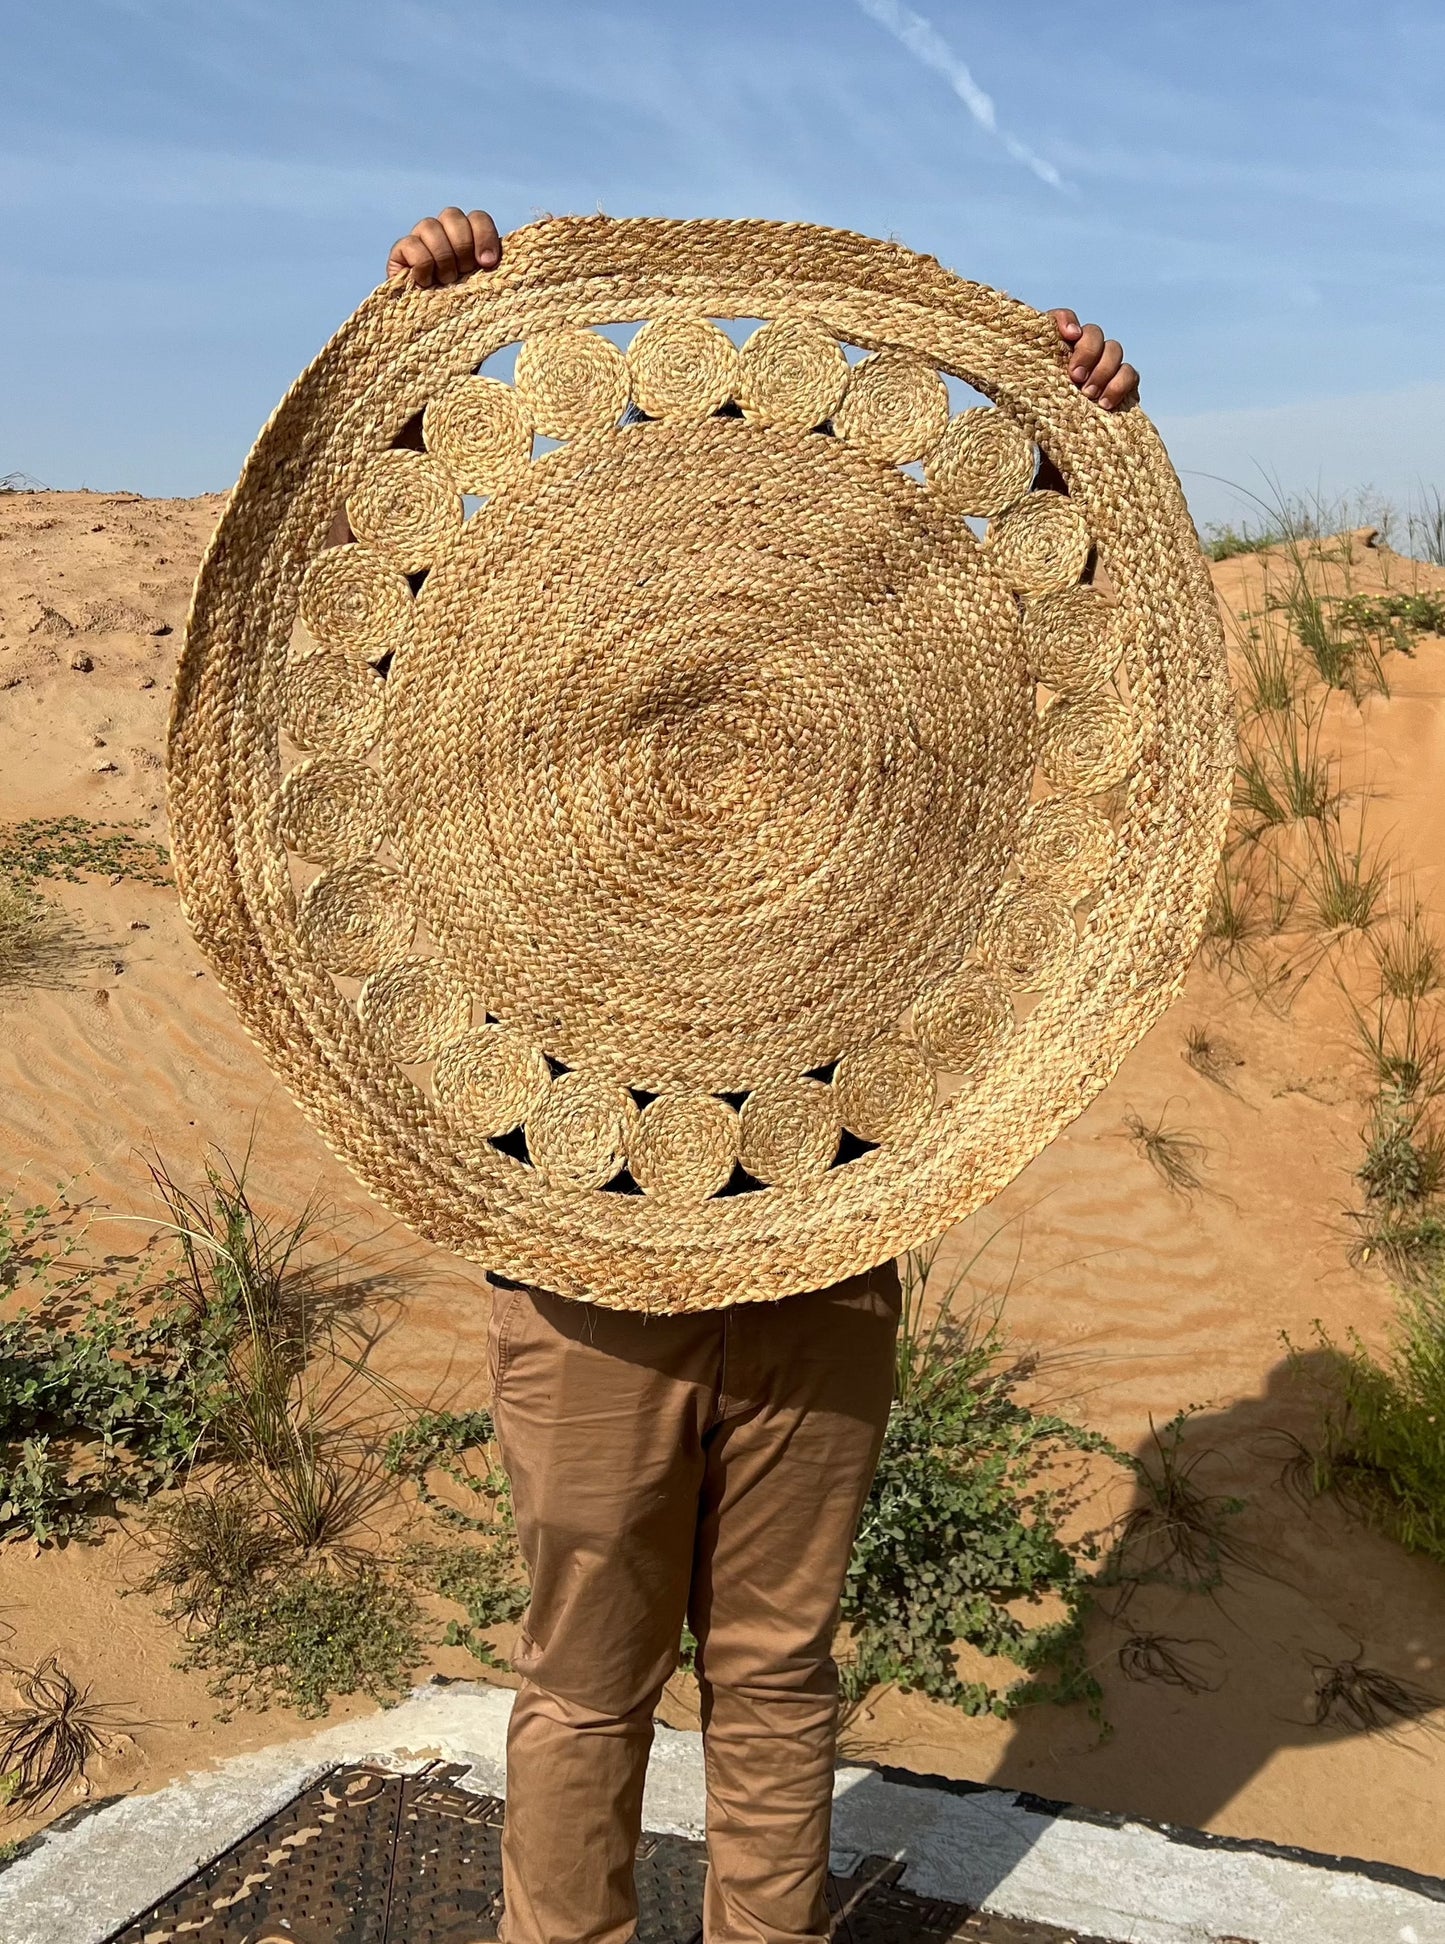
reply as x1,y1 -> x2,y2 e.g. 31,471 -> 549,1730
1278,582 -> 1387,695
1302,818 -> 1389,937
384,1409 -> 511,1534
0,1235 -> 237,1543
839,1243 -> 1123,1718
143,1150 -> 389,1559
0,818 -> 170,888
171,1566 -> 426,1718
402,1539 -> 527,1667
1286,1297 -> 1445,1565
1202,850 -> 1270,970
1357,1102 -> 1445,1210
0,1657 -> 134,1815
1371,904 -> 1443,1004
1336,590 -> 1445,657
1103,1410 -> 1248,1596
387,1409 -> 526,1667
1203,522 -> 1283,562
139,1489 -> 295,1624
1232,618 -> 1298,717
1347,987 -> 1444,1105
1241,688 -> 1342,831
1352,1208 -> 1445,1286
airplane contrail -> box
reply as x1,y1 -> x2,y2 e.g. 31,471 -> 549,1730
856,0 -> 1065,190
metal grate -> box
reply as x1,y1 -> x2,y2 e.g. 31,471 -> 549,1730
104,1763 -> 1113,1943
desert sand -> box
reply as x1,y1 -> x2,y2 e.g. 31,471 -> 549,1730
1,490 -> 1442,1875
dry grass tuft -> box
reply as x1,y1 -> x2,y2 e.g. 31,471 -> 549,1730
1182,1025 -> 1244,1093
1371,902 -> 1444,1004
1302,818 -> 1390,938
1123,1107 -> 1211,1200
1106,1411 -> 1250,1596
1308,1650 -> 1443,1735
0,1657 -> 135,1814
0,879 -> 94,989
1116,1631 -> 1224,1694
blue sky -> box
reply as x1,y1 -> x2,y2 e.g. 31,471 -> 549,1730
3,0 -> 1442,529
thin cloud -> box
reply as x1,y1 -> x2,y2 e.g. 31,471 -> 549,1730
856,0 -> 1065,190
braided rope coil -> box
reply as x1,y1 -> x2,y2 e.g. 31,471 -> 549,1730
169,216 -> 1234,1312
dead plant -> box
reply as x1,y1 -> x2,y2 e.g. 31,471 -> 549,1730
1106,1411 -> 1250,1595
1182,1025 -> 1244,1094
1123,1107 -> 1210,1200
0,1657 -> 135,1814
1116,1632 -> 1224,1694
1307,1648 -> 1443,1735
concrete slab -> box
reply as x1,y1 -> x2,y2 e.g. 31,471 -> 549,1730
0,1682 -> 1439,1944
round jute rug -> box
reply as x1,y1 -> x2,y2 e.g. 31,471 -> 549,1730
169,217 -> 1234,1311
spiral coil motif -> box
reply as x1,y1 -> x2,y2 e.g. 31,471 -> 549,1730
170,216 -> 1234,1310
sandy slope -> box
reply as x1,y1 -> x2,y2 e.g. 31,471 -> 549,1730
1,492 -> 1443,1874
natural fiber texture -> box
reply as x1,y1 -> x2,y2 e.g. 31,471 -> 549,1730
278,652 -> 387,758
275,757 -> 386,866
434,1024 -> 552,1141
926,405 -> 1036,516
1021,584 -> 1121,693
298,546 -> 414,660
735,319 -> 850,431
831,348 -> 950,463
514,327 -> 629,439
627,316 -> 740,422
170,215 -> 1234,1312
983,490 -> 1092,597
629,1092 -> 740,1200
736,1077 -> 841,1187
910,965 -> 1015,1077
1015,795 -> 1117,902
422,375 -> 534,495
298,860 -> 416,976
346,450 -> 461,571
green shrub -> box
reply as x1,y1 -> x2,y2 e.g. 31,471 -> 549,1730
0,1224 -> 236,1543
1336,590 -> 1445,654
402,1538 -> 527,1668
0,817 -> 169,887
1203,523 -> 1279,562
1288,1292 -> 1445,1567
383,1408 -> 511,1534
171,1565 -> 426,1718
388,1408 -> 527,1668
838,1248 -> 1122,1718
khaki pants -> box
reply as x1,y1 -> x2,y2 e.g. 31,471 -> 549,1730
487,1261 -> 902,1944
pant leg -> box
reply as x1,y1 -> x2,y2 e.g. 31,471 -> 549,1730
489,1282 -> 722,1944
688,1262 -> 902,1944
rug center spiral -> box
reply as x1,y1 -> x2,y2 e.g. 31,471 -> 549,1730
383,417 -> 1035,1092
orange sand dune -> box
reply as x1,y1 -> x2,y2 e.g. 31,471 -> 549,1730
0,494 -> 1443,1873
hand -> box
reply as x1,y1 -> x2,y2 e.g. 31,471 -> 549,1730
1050,310 -> 1139,412
387,207 -> 501,288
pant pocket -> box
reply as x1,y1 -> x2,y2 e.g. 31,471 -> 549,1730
487,1284 -> 524,1401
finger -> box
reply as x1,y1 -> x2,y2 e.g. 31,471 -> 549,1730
438,205 -> 478,275
468,209 -> 502,270
414,216 -> 461,286
1081,340 -> 1123,401
388,235 -> 437,288
1051,307 -> 1082,343
1068,322 -> 1105,383
1099,362 -> 1140,412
